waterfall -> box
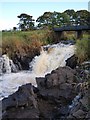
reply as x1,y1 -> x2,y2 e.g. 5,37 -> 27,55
0,42 -> 75,100
30,43 -> 75,76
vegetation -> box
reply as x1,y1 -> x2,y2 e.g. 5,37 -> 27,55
17,13 -> 35,31
1,9 -> 90,63
36,11 -> 70,29
75,34 -> 90,63
2,29 -> 90,63
2,29 -> 55,58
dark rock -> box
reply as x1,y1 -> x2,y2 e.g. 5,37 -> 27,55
12,50 -> 40,70
36,67 -> 78,103
2,66 -> 88,119
66,54 -> 78,69
37,98 -> 55,119
86,111 -> 90,119
72,109 -> 86,118
61,40 -> 76,45
36,66 -> 78,119
53,106 -> 69,118
3,107 -> 39,119
36,77 -> 46,89
13,53 -> 31,70
45,73 -> 59,88
2,83 -> 39,119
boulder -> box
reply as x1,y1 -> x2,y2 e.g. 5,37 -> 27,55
2,84 -> 39,119
36,66 -> 78,118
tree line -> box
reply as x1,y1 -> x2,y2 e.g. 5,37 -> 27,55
14,9 -> 90,31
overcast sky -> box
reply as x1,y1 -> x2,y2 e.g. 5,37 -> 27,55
0,1 -> 89,30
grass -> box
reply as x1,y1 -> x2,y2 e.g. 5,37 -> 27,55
1,29 -> 90,63
75,34 -> 90,63
2,29 -> 55,58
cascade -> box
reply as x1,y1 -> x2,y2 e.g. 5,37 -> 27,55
0,42 -> 75,100
30,43 -> 75,75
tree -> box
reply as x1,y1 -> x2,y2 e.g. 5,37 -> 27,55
36,12 -> 53,29
64,9 -> 76,25
17,13 -> 35,31
13,27 -> 17,31
36,11 -> 70,29
75,10 -> 90,26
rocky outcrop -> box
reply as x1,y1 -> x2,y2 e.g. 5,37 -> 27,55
1,66 -> 77,119
36,66 -> 78,119
12,50 -> 40,70
1,66 -> 89,119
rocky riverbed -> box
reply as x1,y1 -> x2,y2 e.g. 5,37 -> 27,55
1,61 -> 90,119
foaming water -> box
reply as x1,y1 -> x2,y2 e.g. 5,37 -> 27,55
30,43 -> 75,75
0,71 -> 36,100
0,42 -> 75,100
0,54 -> 17,74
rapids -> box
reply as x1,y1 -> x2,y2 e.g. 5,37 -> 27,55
0,42 -> 75,100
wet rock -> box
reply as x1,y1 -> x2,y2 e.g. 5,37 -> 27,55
12,53 -> 31,70
80,94 -> 88,108
2,83 -> 39,119
66,54 -> 78,69
67,81 -> 89,119
61,40 -> 76,45
12,50 -> 40,70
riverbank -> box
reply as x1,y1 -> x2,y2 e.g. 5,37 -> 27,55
1,30 -> 90,68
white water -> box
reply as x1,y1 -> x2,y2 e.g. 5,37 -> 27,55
30,43 -> 75,75
0,43 -> 75,100
0,54 -> 17,74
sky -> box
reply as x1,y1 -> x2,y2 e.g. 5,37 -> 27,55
0,1 -> 89,30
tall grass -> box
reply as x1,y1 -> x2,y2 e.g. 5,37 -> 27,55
2,29 -> 90,63
75,36 -> 90,63
2,29 -> 55,58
